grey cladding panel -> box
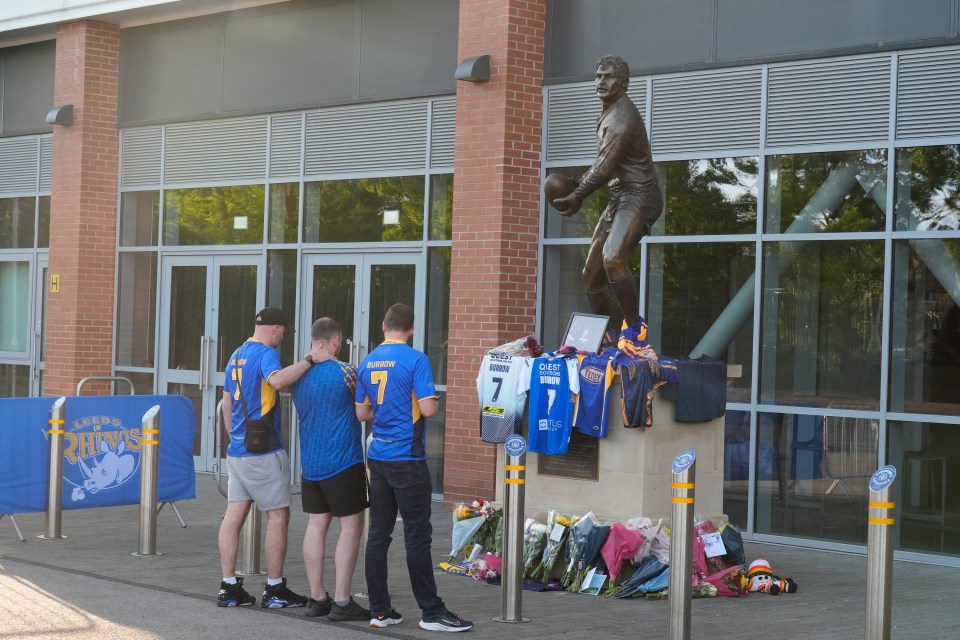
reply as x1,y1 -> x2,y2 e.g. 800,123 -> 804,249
430,98 -> 456,168
305,102 -> 428,175
121,128 -> 162,187
2,43 -> 55,135
270,114 -> 303,178
766,56 -> 891,147
897,49 -> 960,139
164,117 -> 267,184
359,0 -> 458,98
547,0 -> 713,80
120,22 -> 223,124
0,137 -> 38,192
222,3 -> 357,112
546,81 -> 647,162
651,69 -> 762,154
717,0 -> 953,62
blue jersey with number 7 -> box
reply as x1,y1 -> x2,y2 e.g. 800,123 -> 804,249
356,340 -> 437,462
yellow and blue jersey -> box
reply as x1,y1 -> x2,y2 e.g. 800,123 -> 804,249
356,340 -> 437,462
574,350 -> 616,438
223,339 -> 283,456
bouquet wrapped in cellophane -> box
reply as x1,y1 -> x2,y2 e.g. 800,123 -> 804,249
532,510 -> 576,582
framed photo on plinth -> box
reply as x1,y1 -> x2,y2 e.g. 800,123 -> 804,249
561,312 -> 609,353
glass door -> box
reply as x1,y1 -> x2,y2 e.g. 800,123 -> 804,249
31,258 -> 48,396
158,254 -> 261,472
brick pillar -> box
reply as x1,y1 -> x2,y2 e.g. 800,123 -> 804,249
45,21 -> 120,397
444,1 -> 545,505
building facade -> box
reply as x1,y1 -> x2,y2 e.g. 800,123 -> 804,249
1,0 -> 958,564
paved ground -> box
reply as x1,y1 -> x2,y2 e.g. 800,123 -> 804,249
1,473 -> 958,640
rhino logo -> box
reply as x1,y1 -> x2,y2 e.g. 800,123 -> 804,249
62,419 -> 142,503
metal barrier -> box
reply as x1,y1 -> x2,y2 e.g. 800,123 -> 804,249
39,397 -> 68,540
238,508 -> 264,575
133,405 -> 161,555
865,465 -> 897,640
668,449 -> 697,640
494,435 -> 529,624
76,375 -> 135,396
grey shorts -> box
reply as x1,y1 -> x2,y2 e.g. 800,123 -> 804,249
227,450 -> 291,511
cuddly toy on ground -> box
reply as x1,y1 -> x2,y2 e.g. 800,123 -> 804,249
746,557 -> 798,595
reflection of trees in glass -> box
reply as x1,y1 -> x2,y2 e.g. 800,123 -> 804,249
164,185 -> 265,246
429,174 -> 453,240
896,145 -> 960,231
662,158 -> 758,235
766,240 -> 884,403
269,183 -> 299,243
766,150 -> 886,233
0,197 -> 36,249
303,176 -> 425,243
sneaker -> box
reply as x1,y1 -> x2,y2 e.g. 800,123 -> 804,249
217,578 -> 256,607
369,608 -> 403,628
419,611 -> 473,632
260,578 -> 308,608
329,597 -> 371,622
304,593 -> 331,617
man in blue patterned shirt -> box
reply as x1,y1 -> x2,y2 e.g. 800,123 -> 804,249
291,317 -> 371,622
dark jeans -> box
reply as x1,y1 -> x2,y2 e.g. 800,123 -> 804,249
365,458 -> 445,618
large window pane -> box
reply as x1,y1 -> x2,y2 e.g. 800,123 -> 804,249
543,167 -> 609,239
754,409 -> 876,544
163,185 -> 265,246
765,150 -> 887,233
890,239 -> 960,416
0,197 -> 35,249
267,249 -> 297,365
895,145 -> 960,231
660,157 -> 758,235
760,240 -> 884,408
0,261 -> 30,353
429,174 -> 453,240
120,191 -> 160,246
426,247 -> 450,384
303,176 -> 424,243
0,364 -> 30,397
115,253 -> 157,367
890,420 -> 960,555
37,196 -> 50,248
647,242 -> 755,402
269,183 -> 299,244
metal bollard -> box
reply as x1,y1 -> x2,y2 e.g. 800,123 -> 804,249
668,449 -> 697,640
494,434 -> 529,623
132,405 -> 161,556
865,465 -> 897,640
238,508 -> 264,575
40,397 -> 68,540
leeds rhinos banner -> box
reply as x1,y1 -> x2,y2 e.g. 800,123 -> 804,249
0,395 -> 196,514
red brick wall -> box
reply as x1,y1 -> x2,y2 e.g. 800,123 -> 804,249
444,1 -> 545,505
45,21 -> 121,397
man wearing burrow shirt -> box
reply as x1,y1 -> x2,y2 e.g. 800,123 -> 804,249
355,303 -> 473,632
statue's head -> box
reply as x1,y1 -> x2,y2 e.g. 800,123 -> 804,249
596,55 -> 630,90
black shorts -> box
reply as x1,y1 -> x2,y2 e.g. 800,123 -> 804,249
301,462 -> 369,517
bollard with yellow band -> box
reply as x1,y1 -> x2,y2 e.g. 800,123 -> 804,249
865,465 -> 897,640
133,405 -> 162,556
494,434 -> 530,624
668,449 -> 696,640
40,397 -> 68,540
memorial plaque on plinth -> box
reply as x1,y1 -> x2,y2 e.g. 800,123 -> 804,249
536,430 -> 599,481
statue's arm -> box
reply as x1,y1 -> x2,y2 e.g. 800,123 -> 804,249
573,121 -> 632,200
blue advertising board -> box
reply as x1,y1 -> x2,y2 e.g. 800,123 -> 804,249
0,395 -> 196,514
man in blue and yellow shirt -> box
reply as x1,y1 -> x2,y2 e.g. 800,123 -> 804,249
356,303 -> 473,632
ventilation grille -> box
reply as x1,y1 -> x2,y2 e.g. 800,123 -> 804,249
546,81 -> 647,163
120,128 -> 162,187
767,56 -> 891,147
269,113 -> 303,178
430,98 -> 456,168
897,49 -> 960,139
0,137 -> 39,193
164,117 -> 267,184
39,135 -> 52,192
305,102 -> 428,175
652,69 -> 762,153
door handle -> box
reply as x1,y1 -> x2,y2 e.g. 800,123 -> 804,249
199,335 -> 210,390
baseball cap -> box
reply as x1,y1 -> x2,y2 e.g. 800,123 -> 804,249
255,306 -> 291,329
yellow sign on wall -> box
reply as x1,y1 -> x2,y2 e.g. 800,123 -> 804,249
49,274 -> 60,293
